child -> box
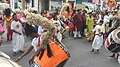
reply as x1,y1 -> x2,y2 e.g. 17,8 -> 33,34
91,20 -> 105,52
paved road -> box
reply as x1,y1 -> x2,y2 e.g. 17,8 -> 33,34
0,33 -> 120,67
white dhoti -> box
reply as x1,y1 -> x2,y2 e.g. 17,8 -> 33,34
12,33 -> 25,52
117,52 -> 120,64
57,32 -> 62,42
92,35 -> 103,49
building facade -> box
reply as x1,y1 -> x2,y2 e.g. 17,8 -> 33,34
6,0 -> 90,12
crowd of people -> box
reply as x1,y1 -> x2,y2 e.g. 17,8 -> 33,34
0,3 -> 120,66
70,7 -> 120,59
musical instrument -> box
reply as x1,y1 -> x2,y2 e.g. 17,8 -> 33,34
105,28 -> 120,53
34,42 -> 70,67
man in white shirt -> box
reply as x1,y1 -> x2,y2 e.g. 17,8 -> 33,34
103,12 -> 110,33
91,20 -> 105,52
16,24 -> 43,67
11,13 -> 25,56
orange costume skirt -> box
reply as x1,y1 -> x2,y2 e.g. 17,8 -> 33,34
34,42 -> 70,67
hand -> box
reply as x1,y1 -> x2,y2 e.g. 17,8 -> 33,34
18,33 -> 22,35
28,57 -> 34,65
16,56 -> 22,62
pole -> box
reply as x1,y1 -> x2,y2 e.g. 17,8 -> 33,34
8,0 -> 10,4
21,0 -> 26,10
38,0 -> 40,12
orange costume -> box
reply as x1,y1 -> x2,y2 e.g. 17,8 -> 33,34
107,0 -> 116,8
4,15 -> 13,40
4,15 -> 13,28
34,42 -> 70,67
61,2 -> 72,19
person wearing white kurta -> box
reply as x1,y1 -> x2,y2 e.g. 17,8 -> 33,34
52,19 -> 62,42
16,36 -> 42,67
91,21 -> 105,52
103,14 -> 110,33
11,14 -> 25,55
38,26 -> 44,35
15,24 -> 43,67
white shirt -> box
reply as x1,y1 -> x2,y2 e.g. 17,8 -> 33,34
97,18 -> 101,24
31,37 -> 42,51
11,20 -> 23,34
20,17 -> 26,23
92,25 -> 105,34
51,19 -> 62,30
38,26 -> 43,35
103,15 -> 110,24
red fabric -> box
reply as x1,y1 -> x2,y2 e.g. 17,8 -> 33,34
8,0 -> 10,4
18,19 -> 24,27
47,16 -> 52,20
17,14 -> 23,20
69,22 -> 74,31
64,23 -> 67,28
38,35 -> 41,47
73,13 -> 83,31
105,38 -> 110,47
7,25 -> 12,40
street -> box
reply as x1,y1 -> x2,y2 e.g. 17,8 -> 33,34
0,0 -> 120,67
0,33 -> 120,67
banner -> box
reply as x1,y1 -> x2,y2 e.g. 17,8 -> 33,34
92,0 -> 99,4
104,0 -> 109,4
10,0 -> 14,10
107,0 -> 116,8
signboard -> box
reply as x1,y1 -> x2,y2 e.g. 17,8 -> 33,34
10,0 -> 15,10
50,0 -> 62,11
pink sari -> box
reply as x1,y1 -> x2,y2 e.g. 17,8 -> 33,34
0,23 -> 4,33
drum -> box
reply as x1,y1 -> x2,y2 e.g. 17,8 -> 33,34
34,42 -> 70,67
0,52 -> 22,67
105,28 -> 120,53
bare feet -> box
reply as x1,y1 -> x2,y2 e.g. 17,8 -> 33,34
116,54 -> 119,59
109,53 -> 115,58
13,52 -> 17,56
96,49 -> 99,52
19,50 -> 24,53
91,49 -> 94,52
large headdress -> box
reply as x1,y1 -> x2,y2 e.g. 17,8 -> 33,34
60,2 -> 72,19
25,12 -> 56,41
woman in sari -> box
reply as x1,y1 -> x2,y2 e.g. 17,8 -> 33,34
86,13 -> 94,41
4,8 -> 13,41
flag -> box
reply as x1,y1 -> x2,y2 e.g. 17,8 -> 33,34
104,0 -> 109,4
107,0 -> 116,8
92,0 -> 99,4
